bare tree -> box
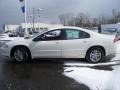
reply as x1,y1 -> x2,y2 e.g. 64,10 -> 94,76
92,18 -> 98,27
58,13 -> 74,26
58,9 -> 120,28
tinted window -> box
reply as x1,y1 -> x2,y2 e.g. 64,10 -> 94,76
44,30 -> 61,40
65,29 -> 90,40
33,30 -> 62,41
79,30 -> 90,38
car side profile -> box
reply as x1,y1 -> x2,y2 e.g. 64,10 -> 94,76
0,26 -> 116,63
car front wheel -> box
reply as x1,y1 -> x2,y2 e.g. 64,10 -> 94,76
86,47 -> 105,63
11,47 -> 30,62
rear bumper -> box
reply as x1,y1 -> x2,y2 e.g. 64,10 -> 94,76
105,44 -> 116,56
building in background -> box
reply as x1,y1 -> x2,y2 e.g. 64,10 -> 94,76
101,23 -> 120,35
101,23 -> 120,31
20,23 -> 63,33
4,23 -> 63,33
3,23 -> 63,37
4,24 -> 20,33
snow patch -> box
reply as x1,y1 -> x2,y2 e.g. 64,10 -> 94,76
63,66 -> 120,90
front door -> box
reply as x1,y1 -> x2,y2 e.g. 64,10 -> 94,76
31,30 -> 62,58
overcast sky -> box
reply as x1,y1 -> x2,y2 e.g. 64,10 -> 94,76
0,0 -> 120,31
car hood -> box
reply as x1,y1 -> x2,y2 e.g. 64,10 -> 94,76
0,37 -> 21,41
6,38 -> 32,48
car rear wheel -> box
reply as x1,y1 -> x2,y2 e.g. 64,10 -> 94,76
11,47 -> 30,62
86,47 -> 105,63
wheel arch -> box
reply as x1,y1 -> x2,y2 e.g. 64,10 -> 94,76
86,45 -> 106,57
10,45 -> 32,59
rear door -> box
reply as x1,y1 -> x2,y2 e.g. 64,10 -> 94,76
62,29 -> 91,58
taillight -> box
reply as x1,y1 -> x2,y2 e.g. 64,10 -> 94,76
114,36 -> 120,43
114,31 -> 120,43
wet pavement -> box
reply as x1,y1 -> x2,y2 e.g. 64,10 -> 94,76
0,52 -> 120,90
0,53 -> 91,90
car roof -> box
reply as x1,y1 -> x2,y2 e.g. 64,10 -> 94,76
48,26 -> 98,34
49,26 -> 87,32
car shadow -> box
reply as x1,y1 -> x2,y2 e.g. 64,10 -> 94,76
0,58 -> 90,90
0,56 -> 120,72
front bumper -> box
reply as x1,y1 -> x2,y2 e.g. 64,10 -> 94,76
0,47 -> 10,57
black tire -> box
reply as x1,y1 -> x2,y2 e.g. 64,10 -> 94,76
86,47 -> 105,63
11,47 -> 31,62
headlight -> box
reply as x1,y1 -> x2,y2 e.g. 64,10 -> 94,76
0,40 -> 11,43
0,41 -> 10,48
0,43 -> 8,48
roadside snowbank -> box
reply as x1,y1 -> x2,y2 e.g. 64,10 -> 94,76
63,43 -> 120,90
63,66 -> 120,90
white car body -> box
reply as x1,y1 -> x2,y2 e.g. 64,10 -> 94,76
0,26 -> 116,62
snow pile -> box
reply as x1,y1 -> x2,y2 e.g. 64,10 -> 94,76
107,66 -> 120,90
63,66 -> 120,90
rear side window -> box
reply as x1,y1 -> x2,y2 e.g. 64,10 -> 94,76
65,29 -> 90,40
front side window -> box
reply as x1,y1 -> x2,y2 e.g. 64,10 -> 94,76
65,29 -> 90,40
33,30 -> 62,41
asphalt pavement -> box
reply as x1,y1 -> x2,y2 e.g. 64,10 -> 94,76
0,51 -> 120,90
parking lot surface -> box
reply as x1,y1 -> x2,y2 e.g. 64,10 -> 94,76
0,52 -> 120,90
